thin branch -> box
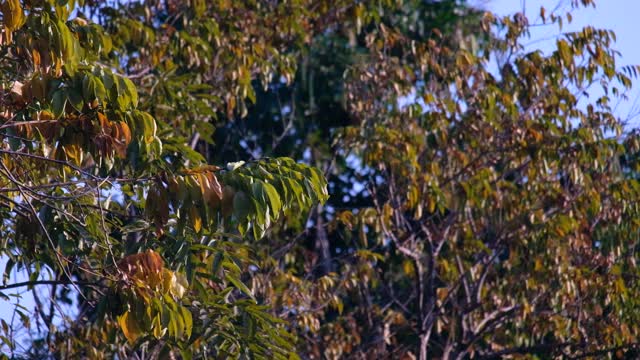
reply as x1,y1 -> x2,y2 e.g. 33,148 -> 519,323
0,279 -> 106,291
0,119 -> 57,131
477,342 -> 574,359
0,161 -> 84,300
0,149 -> 100,180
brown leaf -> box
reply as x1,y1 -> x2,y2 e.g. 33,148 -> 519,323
208,172 -> 223,201
118,249 -> 165,280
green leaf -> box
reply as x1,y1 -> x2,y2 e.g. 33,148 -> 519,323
81,73 -> 106,105
261,181 -> 282,218
179,348 -> 193,360
93,77 -> 107,104
180,306 -> 193,339
233,191 -> 252,223
67,88 -> 84,111
51,89 -> 67,118
122,77 -> 139,108
3,258 -> 14,285
138,111 -> 157,144
225,274 -> 254,300
27,271 -> 39,290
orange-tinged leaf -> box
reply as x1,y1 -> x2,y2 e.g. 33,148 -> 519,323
437,288 -> 448,303
118,249 -> 165,285
10,81 -> 23,102
403,259 -> 415,277
62,143 -> 82,165
191,206 -> 202,233
120,122 -> 132,145
146,250 -> 164,273
0,0 -> 25,39
200,172 -> 223,210
198,172 -> 210,199
208,172 -> 223,202
97,112 -> 109,128
534,258 -> 543,271
117,311 -> 142,344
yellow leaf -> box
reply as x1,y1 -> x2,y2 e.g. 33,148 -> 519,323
117,311 -> 142,344
161,268 -> 174,295
191,206 -> 202,233
534,258 -> 543,272
62,143 -> 83,165
436,288 -> 448,303
403,259 -> 415,277
161,269 -> 188,298
152,315 -> 163,339
428,197 -> 436,213
198,172 -> 210,198
171,272 -> 189,298
0,0 -> 25,43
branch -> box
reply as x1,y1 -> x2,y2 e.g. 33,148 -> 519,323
0,149 -> 100,180
0,161 -> 83,299
473,305 -> 519,337
477,342 -> 574,359
0,279 -> 105,291
568,343 -> 640,359
0,119 -> 57,130
478,342 -> 639,360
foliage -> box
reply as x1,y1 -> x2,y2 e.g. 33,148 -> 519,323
0,0 -> 328,358
1,0 -> 640,359
314,0 -> 640,358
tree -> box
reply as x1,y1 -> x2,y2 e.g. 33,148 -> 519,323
0,0 -> 330,358
2,0 -> 640,359
314,0 -> 640,358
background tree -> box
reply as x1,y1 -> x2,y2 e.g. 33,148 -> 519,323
324,1 -> 640,358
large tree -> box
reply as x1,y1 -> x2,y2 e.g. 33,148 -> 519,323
2,0 -> 640,359
0,0 -> 332,358
320,1 -> 640,358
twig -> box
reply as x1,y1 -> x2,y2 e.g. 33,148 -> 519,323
0,279 -> 106,291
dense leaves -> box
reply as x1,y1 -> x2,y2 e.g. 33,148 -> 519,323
0,0 -> 328,358
1,0 -> 640,359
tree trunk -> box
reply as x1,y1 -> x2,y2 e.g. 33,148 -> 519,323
314,204 -> 332,275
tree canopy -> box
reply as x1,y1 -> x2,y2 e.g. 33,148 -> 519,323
1,0 -> 640,359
